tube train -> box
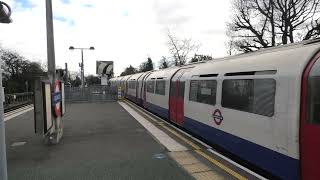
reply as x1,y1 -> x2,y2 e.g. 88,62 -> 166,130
110,39 -> 320,180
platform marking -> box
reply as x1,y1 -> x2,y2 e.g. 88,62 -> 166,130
4,106 -> 34,122
207,149 -> 268,180
118,101 -> 187,152
195,149 -> 247,180
127,100 -> 265,179
125,102 -> 201,150
123,100 -> 250,180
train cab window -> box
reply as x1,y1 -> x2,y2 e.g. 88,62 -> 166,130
155,80 -> 166,95
307,60 -> 320,124
189,80 -> 217,105
222,79 -> 275,117
146,80 -> 155,93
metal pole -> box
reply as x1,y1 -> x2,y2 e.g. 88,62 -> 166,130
46,0 -> 56,84
46,0 -> 62,144
81,49 -> 84,88
0,2 -> 12,178
65,63 -> 68,83
0,67 -> 7,180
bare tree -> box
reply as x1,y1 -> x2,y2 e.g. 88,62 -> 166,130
158,56 -> 170,69
166,30 -> 201,66
228,0 -> 320,53
190,54 -> 213,63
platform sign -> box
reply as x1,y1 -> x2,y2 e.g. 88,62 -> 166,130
44,83 -> 53,132
96,61 -> 113,75
52,80 -> 61,118
101,76 -> 108,85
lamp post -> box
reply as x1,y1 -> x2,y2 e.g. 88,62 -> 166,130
0,1 -> 12,180
69,46 -> 94,88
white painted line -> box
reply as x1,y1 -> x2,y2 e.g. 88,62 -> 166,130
11,141 -> 27,147
118,101 -> 188,152
126,100 -> 212,149
207,149 -> 268,180
4,106 -> 34,122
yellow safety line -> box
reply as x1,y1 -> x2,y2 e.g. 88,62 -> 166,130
160,125 -> 201,150
195,150 -> 248,180
123,100 -> 248,180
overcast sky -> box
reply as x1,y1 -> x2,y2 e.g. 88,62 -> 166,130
0,0 -> 232,76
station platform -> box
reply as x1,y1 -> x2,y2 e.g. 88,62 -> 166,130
5,101 -> 263,180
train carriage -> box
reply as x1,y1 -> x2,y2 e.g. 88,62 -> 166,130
136,71 -> 153,106
111,39 -> 320,180
119,75 -> 133,97
144,67 -> 181,119
127,72 -> 145,103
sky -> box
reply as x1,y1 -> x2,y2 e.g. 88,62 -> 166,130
0,0 -> 232,76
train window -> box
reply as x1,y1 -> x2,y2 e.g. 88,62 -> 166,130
307,60 -> 320,124
128,81 -> 136,89
146,80 -> 155,93
189,80 -> 217,105
155,80 -> 166,95
222,79 -> 275,117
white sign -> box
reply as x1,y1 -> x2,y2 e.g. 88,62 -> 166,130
101,76 -> 108,85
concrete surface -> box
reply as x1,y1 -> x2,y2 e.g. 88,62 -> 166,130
5,102 -> 194,180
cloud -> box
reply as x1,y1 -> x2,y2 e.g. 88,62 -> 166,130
14,0 -> 35,9
53,15 -> 75,26
83,4 -> 94,8
60,0 -> 71,4
153,0 -> 190,26
54,15 -> 67,22
202,29 -> 226,35
122,11 -> 128,17
0,0 -> 232,76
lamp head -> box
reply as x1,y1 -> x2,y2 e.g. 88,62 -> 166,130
0,1 -> 12,24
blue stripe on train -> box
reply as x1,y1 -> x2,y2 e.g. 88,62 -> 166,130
145,101 -> 169,120
184,117 -> 300,180
143,101 -> 300,180
127,94 -> 138,104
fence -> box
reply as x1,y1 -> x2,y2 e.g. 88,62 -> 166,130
4,92 -> 33,111
64,85 -> 117,103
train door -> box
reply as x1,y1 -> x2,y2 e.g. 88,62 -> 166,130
135,80 -> 139,103
169,69 -> 186,125
136,74 -> 144,103
300,53 -> 320,179
141,73 -> 152,107
125,79 -> 129,97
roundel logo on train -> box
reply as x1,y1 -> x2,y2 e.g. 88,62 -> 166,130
212,109 -> 223,125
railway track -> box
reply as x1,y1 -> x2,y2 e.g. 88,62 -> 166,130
4,102 -> 33,113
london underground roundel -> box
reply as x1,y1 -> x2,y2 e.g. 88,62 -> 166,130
53,80 -> 61,117
212,109 -> 223,125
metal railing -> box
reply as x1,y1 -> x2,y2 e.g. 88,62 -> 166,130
4,92 -> 33,111
64,85 -> 117,103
